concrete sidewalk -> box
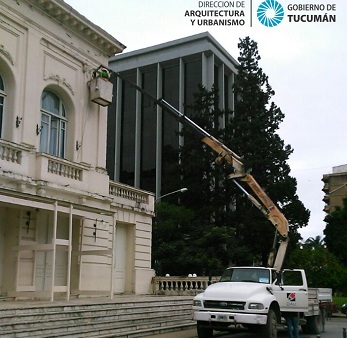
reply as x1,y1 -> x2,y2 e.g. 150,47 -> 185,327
150,328 -> 197,338
150,315 -> 347,338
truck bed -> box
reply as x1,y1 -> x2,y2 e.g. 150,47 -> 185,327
308,288 -> 333,303
307,288 -> 333,317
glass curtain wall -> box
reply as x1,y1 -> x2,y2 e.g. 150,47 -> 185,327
106,80 -> 117,180
184,59 -> 202,117
140,70 -> 157,192
161,64 -> 180,195
120,74 -> 136,186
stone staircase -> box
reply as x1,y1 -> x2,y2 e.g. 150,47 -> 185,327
0,295 -> 196,337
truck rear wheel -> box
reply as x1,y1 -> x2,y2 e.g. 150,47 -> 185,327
262,309 -> 277,338
302,314 -> 321,334
197,321 -> 213,338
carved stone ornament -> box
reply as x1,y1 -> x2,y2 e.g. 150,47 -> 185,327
0,44 -> 14,65
44,74 -> 74,95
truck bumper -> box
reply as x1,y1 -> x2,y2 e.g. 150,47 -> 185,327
194,310 -> 268,325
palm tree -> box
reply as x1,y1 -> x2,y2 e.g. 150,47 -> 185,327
304,235 -> 325,249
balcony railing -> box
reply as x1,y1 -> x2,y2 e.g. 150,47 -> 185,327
0,139 -> 153,208
109,181 -> 149,204
47,158 -> 82,181
0,140 -> 23,164
36,153 -> 89,184
152,276 -> 220,295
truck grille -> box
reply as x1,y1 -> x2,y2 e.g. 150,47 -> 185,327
204,300 -> 246,310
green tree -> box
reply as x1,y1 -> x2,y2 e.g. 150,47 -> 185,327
286,244 -> 347,291
153,202 -> 196,276
324,197 -> 347,265
227,36 -> 310,264
304,235 -> 325,249
153,200 -> 239,276
154,37 -> 310,274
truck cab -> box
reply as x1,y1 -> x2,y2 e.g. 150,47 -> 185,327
193,267 -> 309,338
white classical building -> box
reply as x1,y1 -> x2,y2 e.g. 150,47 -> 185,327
0,0 -> 155,300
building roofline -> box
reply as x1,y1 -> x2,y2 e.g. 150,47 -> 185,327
110,32 -> 238,68
29,0 -> 126,56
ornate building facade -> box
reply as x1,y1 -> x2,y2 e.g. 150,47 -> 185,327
0,0 -> 154,300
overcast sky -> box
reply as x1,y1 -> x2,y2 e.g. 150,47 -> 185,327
64,0 -> 347,241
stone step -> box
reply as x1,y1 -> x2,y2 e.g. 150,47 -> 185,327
0,309 -> 192,333
0,301 -> 191,325
0,314 -> 193,338
39,319 -> 196,338
0,298 -> 192,317
0,296 -> 195,338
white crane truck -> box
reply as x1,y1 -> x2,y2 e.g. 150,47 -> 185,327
193,268 -> 331,338
107,67 -> 331,338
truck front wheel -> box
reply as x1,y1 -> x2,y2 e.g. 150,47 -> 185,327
197,321 -> 213,338
262,309 -> 277,338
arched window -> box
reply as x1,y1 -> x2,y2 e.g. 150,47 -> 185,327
0,74 -> 5,138
40,90 -> 67,158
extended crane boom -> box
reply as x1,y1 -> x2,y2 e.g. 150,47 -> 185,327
106,66 -> 289,270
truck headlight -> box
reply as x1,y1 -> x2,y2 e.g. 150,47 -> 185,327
248,303 -> 264,310
193,300 -> 203,307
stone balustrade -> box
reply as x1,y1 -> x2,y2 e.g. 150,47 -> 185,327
152,276 -> 220,295
47,158 -> 83,181
0,139 -> 153,207
0,140 -> 23,164
109,181 -> 149,204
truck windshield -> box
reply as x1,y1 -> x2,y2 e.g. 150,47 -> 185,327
220,268 -> 270,284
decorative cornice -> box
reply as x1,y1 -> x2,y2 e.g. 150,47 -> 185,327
30,0 -> 126,57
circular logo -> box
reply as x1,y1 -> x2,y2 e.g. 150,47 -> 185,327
257,0 -> 284,27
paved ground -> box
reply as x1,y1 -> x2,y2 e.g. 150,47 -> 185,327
153,315 -> 347,338
150,329 -> 197,338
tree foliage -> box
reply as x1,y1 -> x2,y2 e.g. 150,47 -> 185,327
153,202 -> 196,276
226,37 -> 310,263
286,242 -> 347,291
304,235 -> 325,249
324,196 -> 347,265
153,201 -> 238,276
154,36 -> 310,275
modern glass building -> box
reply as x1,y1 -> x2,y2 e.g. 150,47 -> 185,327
107,32 -> 238,199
